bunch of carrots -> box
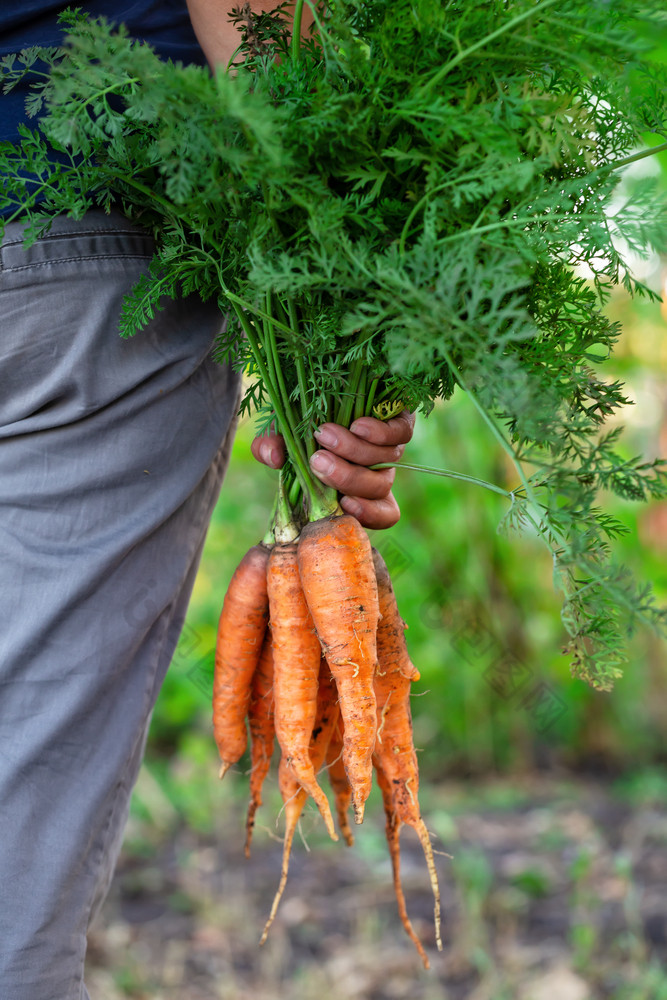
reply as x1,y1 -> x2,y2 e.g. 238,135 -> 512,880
212,508 -> 442,967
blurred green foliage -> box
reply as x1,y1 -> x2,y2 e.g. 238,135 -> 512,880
148,271 -> 667,784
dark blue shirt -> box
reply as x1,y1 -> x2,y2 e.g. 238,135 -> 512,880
0,1 -> 206,143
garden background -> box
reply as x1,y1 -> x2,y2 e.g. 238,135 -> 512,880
84,131 -> 667,1000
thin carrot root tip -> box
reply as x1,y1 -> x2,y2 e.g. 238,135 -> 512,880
375,764 -> 431,968
323,818 -> 339,841
353,801 -> 365,825
259,826 -> 296,946
415,819 -> 443,953
334,802 -> 355,845
340,820 -> 354,847
289,761 -> 338,841
245,802 -> 258,859
310,785 -> 338,841
219,761 -> 232,780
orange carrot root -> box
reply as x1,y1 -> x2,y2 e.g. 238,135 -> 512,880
267,543 -> 337,841
375,762 -> 430,969
371,547 -> 420,684
414,818 -> 442,953
260,662 -> 340,945
213,543 -> 271,775
326,720 -> 354,847
297,514 -> 379,823
217,537 -> 441,962
372,547 -> 443,954
259,773 -> 303,946
245,631 -> 275,858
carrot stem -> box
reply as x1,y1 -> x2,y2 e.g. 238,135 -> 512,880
230,301 -> 323,508
273,468 -> 301,544
285,300 -> 315,459
263,291 -> 299,446
290,0 -> 306,62
370,461 -> 514,498
335,356 -> 364,426
608,140 -> 667,171
255,294 -> 339,522
353,366 -> 368,422
364,377 -> 380,417
419,0 -> 560,94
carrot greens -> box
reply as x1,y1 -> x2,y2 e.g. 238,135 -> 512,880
2,0 -> 667,688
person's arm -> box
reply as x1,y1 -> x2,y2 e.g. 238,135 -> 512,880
251,412 -> 416,531
185,0 -> 314,70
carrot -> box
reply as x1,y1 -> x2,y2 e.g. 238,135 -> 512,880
213,542 -> 271,778
267,542 -> 337,841
326,719 -> 354,847
375,759 -> 430,969
244,630 -> 275,858
372,547 -> 442,954
260,660 -> 340,945
297,513 -> 379,823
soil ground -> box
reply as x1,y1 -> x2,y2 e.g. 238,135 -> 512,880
85,771 -> 667,1000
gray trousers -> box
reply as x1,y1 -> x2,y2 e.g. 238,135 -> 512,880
0,211 -> 241,999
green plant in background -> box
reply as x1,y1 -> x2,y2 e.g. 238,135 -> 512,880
610,964 -> 667,1000
2,0 -> 667,687
568,847 -> 600,972
450,847 -> 495,975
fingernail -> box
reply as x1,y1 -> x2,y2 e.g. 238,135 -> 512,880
310,451 -> 334,475
314,425 -> 338,448
349,420 -> 372,439
341,497 -> 363,518
260,441 -> 278,467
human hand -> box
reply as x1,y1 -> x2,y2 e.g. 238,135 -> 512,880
250,411 -> 415,530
